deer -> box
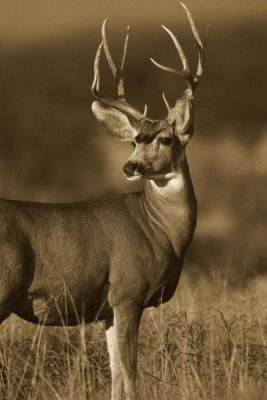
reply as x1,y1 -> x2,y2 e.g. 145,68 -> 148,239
0,2 -> 206,400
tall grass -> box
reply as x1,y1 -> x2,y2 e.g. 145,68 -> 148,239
0,269 -> 266,399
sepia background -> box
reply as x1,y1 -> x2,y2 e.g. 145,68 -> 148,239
0,1 -> 266,398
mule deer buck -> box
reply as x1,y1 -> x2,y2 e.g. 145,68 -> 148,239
0,2 -> 206,399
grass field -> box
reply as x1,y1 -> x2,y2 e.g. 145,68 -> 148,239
0,269 -> 267,400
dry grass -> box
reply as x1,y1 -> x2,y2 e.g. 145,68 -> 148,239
0,269 -> 267,400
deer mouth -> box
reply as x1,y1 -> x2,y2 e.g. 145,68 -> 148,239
124,173 -> 144,182
146,171 -> 178,180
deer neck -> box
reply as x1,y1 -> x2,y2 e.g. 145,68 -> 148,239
140,159 -> 197,257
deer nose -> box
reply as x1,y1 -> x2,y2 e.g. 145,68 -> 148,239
123,162 -> 139,177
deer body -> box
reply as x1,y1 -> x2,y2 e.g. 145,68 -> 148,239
0,160 -> 196,327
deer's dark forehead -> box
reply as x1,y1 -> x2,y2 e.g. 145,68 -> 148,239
136,118 -> 170,143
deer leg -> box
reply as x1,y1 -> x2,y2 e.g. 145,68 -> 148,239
113,303 -> 142,400
105,317 -> 124,400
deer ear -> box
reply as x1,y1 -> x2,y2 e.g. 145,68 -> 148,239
168,89 -> 194,146
92,102 -> 138,141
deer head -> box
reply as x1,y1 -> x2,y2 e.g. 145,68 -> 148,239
91,2 -> 207,181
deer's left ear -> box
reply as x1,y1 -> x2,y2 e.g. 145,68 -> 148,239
92,102 -> 138,141
167,89 -> 194,146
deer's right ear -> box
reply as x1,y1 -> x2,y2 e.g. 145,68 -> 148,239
92,102 -> 138,141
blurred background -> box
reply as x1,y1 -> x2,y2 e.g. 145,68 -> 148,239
0,0 -> 266,280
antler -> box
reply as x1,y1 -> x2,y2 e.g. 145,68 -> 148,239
150,1 -> 207,94
91,19 -> 147,121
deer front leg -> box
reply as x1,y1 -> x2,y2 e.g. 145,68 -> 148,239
105,317 -> 124,400
112,303 -> 142,400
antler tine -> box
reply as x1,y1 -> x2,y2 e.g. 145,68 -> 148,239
162,92 -> 171,112
91,20 -> 145,122
161,25 -> 190,74
101,19 -> 117,78
150,24 -> 193,90
91,41 -> 103,96
143,104 -> 148,117
117,25 -> 130,98
150,57 -> 189,78
120,25 -> 130,72
180,2 -> 206,88
102,19 -> 129,99
151,2 -> 206,93
180,3 -> 204,51
194,24 -> 209,87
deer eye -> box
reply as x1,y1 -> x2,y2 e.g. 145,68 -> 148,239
159,137 -> 172,146
131,142 -> 136,148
